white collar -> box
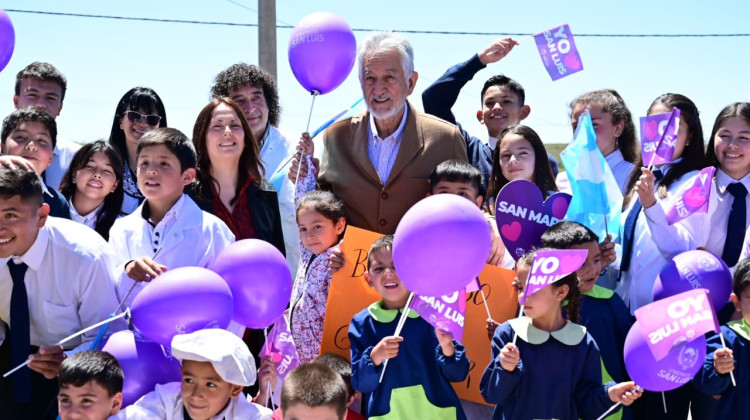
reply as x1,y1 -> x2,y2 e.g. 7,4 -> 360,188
716,168 -> 750,195
68,198 -> 103,225
604,149 -> 625,167
6,222 -> 49,272
508,316 -> 587,346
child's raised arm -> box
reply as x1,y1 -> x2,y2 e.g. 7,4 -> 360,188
435,329 -> 470,383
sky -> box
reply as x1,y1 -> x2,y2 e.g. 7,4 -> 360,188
0,1 -> 748,152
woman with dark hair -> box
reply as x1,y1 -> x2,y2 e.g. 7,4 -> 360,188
108,87 -> 167,214
59,140 -> 124,240
190,97 -> 284,253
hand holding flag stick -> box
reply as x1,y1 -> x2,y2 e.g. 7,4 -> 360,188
717,332 -> 737,387
378,292 -> 415,383
595,385 -> 643,420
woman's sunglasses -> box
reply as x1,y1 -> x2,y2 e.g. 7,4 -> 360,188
124,111 -> 162,127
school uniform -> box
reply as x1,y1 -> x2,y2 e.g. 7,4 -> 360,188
644,169 -> 750,266
43,183 -> 71,219
349,301 -> 469,419
616,166 -> 698,312
0,217 -> 123,419
480,318 -> 616,420
693,320 -> 750,419
108,194 -> 235,310
68,199 -> 103,230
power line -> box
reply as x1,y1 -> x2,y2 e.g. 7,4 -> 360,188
6,9 -> 750,37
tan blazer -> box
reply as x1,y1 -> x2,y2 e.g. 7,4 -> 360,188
319,102 -> 468,234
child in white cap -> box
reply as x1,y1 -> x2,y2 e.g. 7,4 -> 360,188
112,328 -> 272,420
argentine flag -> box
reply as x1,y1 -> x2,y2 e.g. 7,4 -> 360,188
561,110 -> 623,241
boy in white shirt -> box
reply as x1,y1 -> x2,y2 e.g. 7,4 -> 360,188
108,128 -> 235,309
113,328 -> 272,419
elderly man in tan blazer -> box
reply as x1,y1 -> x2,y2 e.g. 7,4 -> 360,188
292,31 -> 468,234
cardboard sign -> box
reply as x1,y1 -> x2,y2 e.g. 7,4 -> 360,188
320,226 -> 518,405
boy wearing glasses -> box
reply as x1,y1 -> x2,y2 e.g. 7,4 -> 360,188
12,62 -> 81,190
1,106 -> 71,219
108,127 -> 234,310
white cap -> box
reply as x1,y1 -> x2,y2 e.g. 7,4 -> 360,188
171,329 -> 257,387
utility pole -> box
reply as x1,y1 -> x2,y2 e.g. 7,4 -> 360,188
258,0 -> 277,80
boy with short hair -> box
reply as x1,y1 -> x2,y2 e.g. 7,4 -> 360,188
693,257 -> 750,418
0,165 -> 122,419
280,363 -> 348,420
542,221 -> 633,419
114,328 -> 271,419
108,128 -> 235,309
57,350 -> 124,420
422,39 -> 558,195
312,353 -> 364,420
349,235 -> 469,419
1,106 -> 71,218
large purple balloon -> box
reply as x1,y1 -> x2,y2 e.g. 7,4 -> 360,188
653,250 -> 732,310
393,194 -> 491,297
102,330 -> 181,407
210,239 -> 292,329
130,267 -> 233,346
623,321 -> 705,392
0,9 -> 15,73
288,12 -> 356,94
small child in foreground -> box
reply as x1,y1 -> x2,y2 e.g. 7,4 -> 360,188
349,235 -> 470,419
57,350 -> 124,420
114,328 -> 271,419
279,363 -> 349,420
693,257 -> 750,418
480,249 -> 640,420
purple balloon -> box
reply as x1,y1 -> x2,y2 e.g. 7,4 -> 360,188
130,267 -> 233,346
102,330 -> 181,407
653,250 -> 732,310
623,321 -> 705,392
288,12 -> 356,94
210,239 -> 292,329
0,9 -> 15,73
393,194 -> 491,297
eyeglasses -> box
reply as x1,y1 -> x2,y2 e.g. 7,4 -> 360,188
124,111 -> 162,127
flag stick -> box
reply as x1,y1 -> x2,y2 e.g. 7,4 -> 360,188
719,331 -> 737,387
511,304 -> 524,346
379,293 -> 415,383
595,402 -> 621,420
480,288 -> 493,321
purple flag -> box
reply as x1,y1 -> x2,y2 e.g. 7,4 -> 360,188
666,166 -> 716,225
634,289 -> 719,361
521,249 -> 587,305
259,315 -> 300,381
640,108 -> 681,166
411,290 -> 466,341
533,24 -> 583,81
465,277 -> 481,293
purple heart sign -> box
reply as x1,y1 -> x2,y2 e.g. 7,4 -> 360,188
495,180 -> 572,261
533,24 -> 583,81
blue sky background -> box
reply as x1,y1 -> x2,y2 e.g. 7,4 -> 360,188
0,1 -> 748,150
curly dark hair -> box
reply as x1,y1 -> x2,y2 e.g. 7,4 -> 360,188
210,63 -> 280,127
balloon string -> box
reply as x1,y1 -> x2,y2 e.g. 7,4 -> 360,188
295,91 -> 319,187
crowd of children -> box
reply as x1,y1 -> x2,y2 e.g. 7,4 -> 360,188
0,26 -> 749,420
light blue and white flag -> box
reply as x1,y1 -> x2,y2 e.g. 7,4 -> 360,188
561,110 -> 623,241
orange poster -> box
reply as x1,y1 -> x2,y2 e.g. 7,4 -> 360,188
320,226 -> 518,405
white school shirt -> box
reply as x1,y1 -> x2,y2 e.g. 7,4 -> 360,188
615,166 -> 698,313
110,382 -> 272,420
68,198 -> 104,230
260,126 -> 301,277
644,169 -> 750,266
741,226 -> 750,261
555,149 -> 636,195
108,194 -> 235,310
44,137 -> 81,190
0,217 -> 122,353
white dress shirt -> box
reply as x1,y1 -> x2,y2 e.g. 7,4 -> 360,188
615,165 -> 698,312
44,137 -> 81,190
261,126 -> 302,277
0,217 -> 122,353
110,382 -> 272,420
367,104 -> 409,183
68,199 -> 103,230
644,169 -> 750,265
108,194 -> 235,309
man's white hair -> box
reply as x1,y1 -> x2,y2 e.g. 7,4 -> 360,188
358,31 -> 414,82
